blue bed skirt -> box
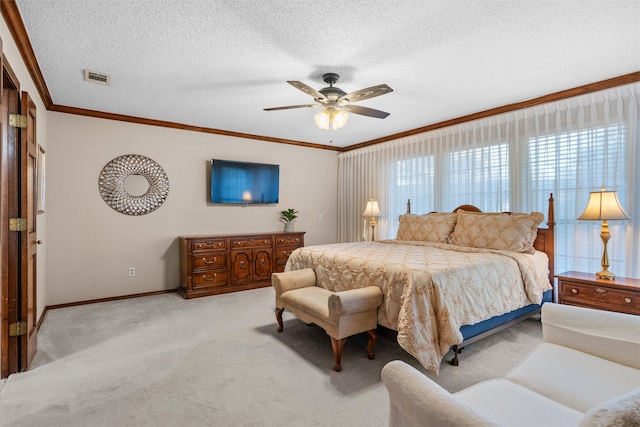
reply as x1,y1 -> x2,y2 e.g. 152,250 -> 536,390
460,289 -> 553,341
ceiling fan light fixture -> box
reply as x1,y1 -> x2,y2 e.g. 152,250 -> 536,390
315,108 -> 349,130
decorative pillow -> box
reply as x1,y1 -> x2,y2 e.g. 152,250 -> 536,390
396,212 -> 457,243
450,210 -> 544,254
578,389 -> 640,427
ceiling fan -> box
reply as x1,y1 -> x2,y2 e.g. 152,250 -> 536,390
264,73 -> 393,130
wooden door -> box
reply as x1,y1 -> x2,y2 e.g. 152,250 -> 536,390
231,250 -> 252,285
253,250 -> 272,281
20,91 -> 37,368
1,62 -> 20,377
0,44 -> 7,378
0,60 -> 37,376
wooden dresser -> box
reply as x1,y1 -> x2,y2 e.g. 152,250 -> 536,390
179,231 -> 304,299
556,271 -> 640,315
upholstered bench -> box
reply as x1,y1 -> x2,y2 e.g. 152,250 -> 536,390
272,268 -> 384,371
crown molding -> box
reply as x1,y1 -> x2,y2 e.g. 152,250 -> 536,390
49,104 -> 342,151
344,71 -> 640,152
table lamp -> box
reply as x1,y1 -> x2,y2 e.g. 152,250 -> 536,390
363,199 -> 381,241
578,188 -> 629,280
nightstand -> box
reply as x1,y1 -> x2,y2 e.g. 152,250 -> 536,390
556,271 -> 640,315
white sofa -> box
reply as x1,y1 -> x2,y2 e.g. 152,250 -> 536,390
381,303 -> 640,427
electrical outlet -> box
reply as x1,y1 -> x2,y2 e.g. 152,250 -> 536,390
128,267 -> 135,276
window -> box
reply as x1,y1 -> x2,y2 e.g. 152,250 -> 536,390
527,124 -> 628,274
389,155 -> 434,231
447,143 -> 509,211
339,84 -> 637,275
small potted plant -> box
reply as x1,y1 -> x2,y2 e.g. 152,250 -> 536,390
279,208 -> 299,232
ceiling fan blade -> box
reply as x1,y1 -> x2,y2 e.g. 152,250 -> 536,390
340,84 -> 393,104
263,104 -> 317,111
342,105 -> 390,119
287,81 -> 328,103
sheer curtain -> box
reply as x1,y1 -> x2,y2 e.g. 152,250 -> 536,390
338,83 -> 639,278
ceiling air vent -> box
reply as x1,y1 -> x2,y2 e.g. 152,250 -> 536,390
84,69 -> 111,86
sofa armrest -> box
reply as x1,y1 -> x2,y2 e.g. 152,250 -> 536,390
381,361 -> 501,427
271,268 -> 316,298
328,286 -> 383,317
542,303 -> 640,369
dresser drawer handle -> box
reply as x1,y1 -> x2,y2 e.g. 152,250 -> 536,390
282,251 -> 291,256
595,288 -> 607,294
202,257 -> 217,265
203,273 -> 217,281
260,259 -> 266,265
239,261 -> 246,268
625,297 -> 632,303
571,288 -> 578,294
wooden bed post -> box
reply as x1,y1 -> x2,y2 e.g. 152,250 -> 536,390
547,193 -> 555,229
546,193 -> 555,301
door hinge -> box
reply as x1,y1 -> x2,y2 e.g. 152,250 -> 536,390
9,217 -> 27,231
9,321 -> 27,337
9,113 -> 27,128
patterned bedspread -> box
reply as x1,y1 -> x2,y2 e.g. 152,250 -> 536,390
285,240 -> 551,373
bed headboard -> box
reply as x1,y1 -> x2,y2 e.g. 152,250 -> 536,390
405,194 -> 555,289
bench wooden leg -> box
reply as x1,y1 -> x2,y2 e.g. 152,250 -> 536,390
330,337 -> 347,372
366,329 -> 377,360
276,308 -> 285,332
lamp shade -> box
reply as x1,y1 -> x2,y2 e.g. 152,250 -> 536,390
578,190 -> 630,221
315,107 -> 349,130
363,200 -> 381,217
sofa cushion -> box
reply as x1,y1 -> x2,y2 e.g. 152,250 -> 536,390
542,302 -> 640,369
505,343 -> 640,413
280,287 -> 332,324
578,388 -> 640,426
455,378 -> 583,427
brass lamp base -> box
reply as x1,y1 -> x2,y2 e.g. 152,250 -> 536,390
370,218 -> 376,241
595,220 -> 615,280
596,269 -> 616,280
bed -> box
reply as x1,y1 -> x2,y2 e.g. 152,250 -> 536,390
285,194 -> 555,374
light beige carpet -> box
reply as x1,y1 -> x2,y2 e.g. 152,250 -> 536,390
0,287 -> 543,426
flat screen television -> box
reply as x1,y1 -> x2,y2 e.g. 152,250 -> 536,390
210,159 -> 279,204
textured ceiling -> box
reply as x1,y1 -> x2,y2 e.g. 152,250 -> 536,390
14,0 -> 640,148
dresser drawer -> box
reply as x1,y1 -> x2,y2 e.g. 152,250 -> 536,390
193,253 -> 227,269
192,239 -> 226,251
276,248 -> 297,263
231,237 -> 272,248
192,270 -> 227,288
559,282 -> 640,314
276,235 -> 303,246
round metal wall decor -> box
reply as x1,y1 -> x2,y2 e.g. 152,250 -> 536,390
98,154 -> 170,216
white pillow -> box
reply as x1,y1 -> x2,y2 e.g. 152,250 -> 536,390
578,388 -> 640,427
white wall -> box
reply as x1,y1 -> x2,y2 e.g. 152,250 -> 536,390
46,112 -> 338,305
